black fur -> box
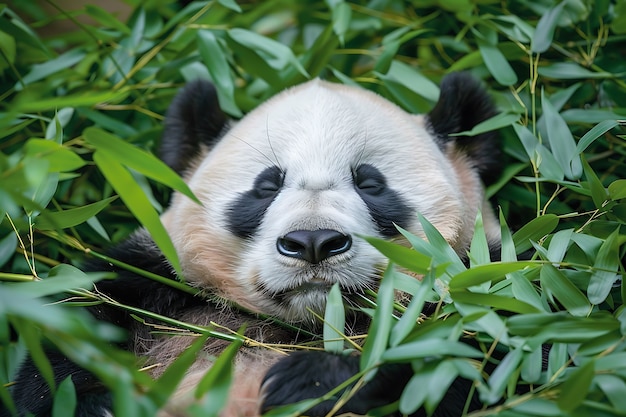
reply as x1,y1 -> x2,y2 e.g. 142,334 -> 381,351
427,72 -> 500,184
160,79 -> 228,175
228,165 -> 285,238
353,164 -> 412,237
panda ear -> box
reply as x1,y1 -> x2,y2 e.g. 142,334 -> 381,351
426,72 -> 500,184
160,80 -> 228,175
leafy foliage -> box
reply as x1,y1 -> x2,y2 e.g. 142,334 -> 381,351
1,0 -> 626,416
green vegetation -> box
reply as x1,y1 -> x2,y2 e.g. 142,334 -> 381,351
1,0 -> 625,416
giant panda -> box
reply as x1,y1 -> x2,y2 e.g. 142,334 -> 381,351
5,72 -> 501,417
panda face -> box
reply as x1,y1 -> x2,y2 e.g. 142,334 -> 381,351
162,79 -> 497,324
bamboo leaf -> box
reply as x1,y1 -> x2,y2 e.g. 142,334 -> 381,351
512,214 -> 559,254
52,377 -> 77,417
24,139 -> 85,172
362,236 -> 432,275
531,1 -> 566,53
484,348 -> 524,404
477,38 -> 517,86
540,265 -> 591,316
557,360 -> 595,412
192,336 -> 243,415
449,262 -> 537,290
588,229 -> 620,305
582,157 -> 609,209
323,283 -> 345,353
541,89 -> 582,179
197,30 -> 242,117
93,150 -> 181,274
577,119 -> 620,153
84,127 -> 199,204
35,197 -> 118,230
608,179 -> 626,201
383,339 -> 483,361
360,265 -> 395,376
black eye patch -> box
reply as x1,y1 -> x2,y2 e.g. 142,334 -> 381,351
227,166 -> 284,238
353,164 -> 411,237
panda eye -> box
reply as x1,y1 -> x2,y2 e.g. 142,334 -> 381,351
253,166 -> 284,199
353,164 -> 385,195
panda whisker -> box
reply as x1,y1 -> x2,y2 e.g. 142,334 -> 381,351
265,115 -> 284,173
228,131 -> 281,170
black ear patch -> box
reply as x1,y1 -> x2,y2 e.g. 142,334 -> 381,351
160,80 -> 228,175
427,72 -> 500,184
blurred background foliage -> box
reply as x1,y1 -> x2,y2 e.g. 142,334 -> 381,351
1,0 -> 625,416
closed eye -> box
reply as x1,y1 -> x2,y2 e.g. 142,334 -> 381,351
253,166 -> 285,199
353,164 -> 386,195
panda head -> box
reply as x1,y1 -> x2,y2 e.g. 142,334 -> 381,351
159,74 -> 500,324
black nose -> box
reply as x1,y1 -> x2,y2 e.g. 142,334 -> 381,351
277,229 -> 352,264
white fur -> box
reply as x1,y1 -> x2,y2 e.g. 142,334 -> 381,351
162,79 -> 497,324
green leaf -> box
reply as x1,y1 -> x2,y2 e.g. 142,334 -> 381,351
521,345 -> 543,383
538,62 -> 616,79
24,139 -> 85,172
507,312 -> 618,342
92,150 -> 181,274
390,266 -> 435,347
197,30 -> 242,117
499,211 -> 516,262
85,5 -> 131,34
576,119 -> 620,153
512,214 -> 559,254
469,212 -> 490,267
19,49 -> 86,88
0,232 -> 18,267
588,229 -> 620,305
362,236 -> 431,275
84,127 -> 199,205
382,339 -> 483,361
217,0 -> 242,12
546,229 -> 573,263
228,28 -> 308,78
323,283 -> 345,353
449,261 -> 538,290
452,112 -> 520,137
557,360 -> 595,412
476,38 -> 517,86
582,157 -> 609,209
52,377 -> 77,417
531,1 -> 566,53
149,335 -> 209,405
9,264 -> 105,298
35,196 -> 118,230
381,60 -> 440,102
449,290 -> 541,314
596,374 -> 626,410
510,272 -> 548,313
608,179 -> 626,201
15,90 -> 129,113
329,1 -> 352,45
541,89 -> 582,179
192,336 -> 243,414
360,265 -> 395,376
540,264 -> 591,316
484,347 -> 524,404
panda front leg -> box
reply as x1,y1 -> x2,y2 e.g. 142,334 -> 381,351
260,351 -> 412,416
260,351 -> 481,417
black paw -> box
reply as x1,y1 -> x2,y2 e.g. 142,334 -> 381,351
260,351 -> 412,416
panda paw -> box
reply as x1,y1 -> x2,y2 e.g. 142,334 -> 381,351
260,351 -> 361,416
260,351 -> 411,416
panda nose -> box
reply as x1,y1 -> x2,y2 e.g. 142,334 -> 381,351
277,229 -> 352,264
